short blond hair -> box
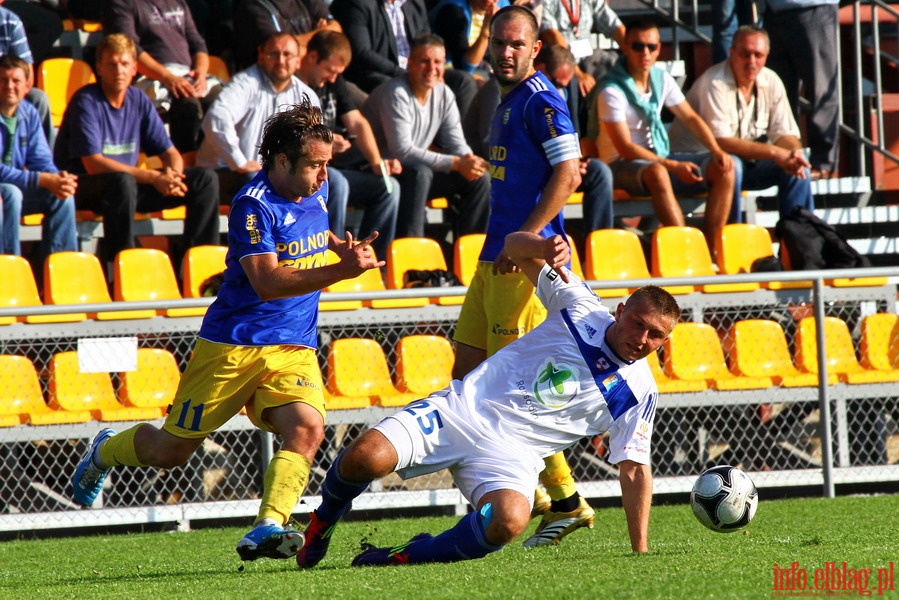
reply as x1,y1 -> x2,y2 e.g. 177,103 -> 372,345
96,33 -> 137,64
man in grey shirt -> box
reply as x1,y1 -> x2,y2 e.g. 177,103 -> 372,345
362,34 -> 490,238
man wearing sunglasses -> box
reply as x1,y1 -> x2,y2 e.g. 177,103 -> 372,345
669,26 -> 814,223
596,18 -> 735,253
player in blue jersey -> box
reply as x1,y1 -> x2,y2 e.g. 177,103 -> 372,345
71,100 -> 385,562
295,231 -> 679,567
452,5 -> 594,547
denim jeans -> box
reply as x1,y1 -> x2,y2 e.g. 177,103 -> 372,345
0,182 -> 77,257
732,155 -> 814,222
327,166 -> 400,261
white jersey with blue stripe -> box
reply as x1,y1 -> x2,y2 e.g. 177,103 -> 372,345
452,264 -> 658,465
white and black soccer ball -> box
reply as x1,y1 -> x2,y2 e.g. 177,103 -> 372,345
690,465 -> 758,533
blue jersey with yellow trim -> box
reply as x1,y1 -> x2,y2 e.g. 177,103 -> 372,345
199,170 -> 330,348
482,71 -> 581,262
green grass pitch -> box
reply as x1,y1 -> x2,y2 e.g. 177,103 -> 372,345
2,495 -> 896,599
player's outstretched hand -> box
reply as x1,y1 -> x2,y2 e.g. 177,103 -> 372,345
543,234 -> 571,283
332,231 -> 385,278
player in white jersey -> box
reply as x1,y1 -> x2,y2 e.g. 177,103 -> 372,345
296,232 -> 679,568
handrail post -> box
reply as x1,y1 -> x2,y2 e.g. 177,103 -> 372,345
813,277 -> 836,498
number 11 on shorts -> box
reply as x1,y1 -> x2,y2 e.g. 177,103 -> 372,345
403,400 -> 444,434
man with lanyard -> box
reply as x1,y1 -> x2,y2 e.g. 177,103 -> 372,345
669,25 -> 813,221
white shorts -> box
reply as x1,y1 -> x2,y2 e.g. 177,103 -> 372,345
373,390 -> 544,508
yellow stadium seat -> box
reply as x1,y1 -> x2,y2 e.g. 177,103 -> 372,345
114,248 -> 205,317
725,319 -> 823,387
453,233 -> 485,286
715,223 -> 809,290
860,313 -> 899,371
565,235 -> 585,280
0,254 -> 81,324
321,250 -> 425,310
396,335 -> 454,395
44,251 -> 145,320
664,322 -> 773,390
327,338 -> 417,408
0,355 -> 92,426
645,350 -> 708,393
585,228 -> 650,297
207,54 -> 231,83
795,316 -> 899,384
48,351 -> 163,421
386,238 -> 461,306
118,348 -> 180,415
36,57 -> 96,127
652,226 -> 758,294
182,245 -> 227,299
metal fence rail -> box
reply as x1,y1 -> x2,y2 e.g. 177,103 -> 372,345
1,269 -> 898,534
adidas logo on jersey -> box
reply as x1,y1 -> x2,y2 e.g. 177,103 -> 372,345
283,213 -> 296,226
584,324 -> 597,338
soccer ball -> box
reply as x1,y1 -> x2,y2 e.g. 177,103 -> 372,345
690,465 -> 758,533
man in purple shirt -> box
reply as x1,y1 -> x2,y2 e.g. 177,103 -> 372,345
54,33 -> 219,269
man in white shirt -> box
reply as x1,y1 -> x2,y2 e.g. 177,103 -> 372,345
669,25 -> 813,221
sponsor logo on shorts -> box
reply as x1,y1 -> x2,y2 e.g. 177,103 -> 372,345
492,323 -> 524,336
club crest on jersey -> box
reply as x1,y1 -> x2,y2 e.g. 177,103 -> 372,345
502,107 -> 511,124
595,355 -> 611,371
533,360 -> 579,408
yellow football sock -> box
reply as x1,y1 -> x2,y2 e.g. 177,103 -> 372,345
97,425 -> 148,467
539,451 -> 578,501
255,450 -> 311,526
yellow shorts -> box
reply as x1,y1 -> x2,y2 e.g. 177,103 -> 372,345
163,339 -> 326,439
454,262 -> 547,357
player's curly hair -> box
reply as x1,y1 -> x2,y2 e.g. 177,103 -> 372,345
258,98 -> 333,171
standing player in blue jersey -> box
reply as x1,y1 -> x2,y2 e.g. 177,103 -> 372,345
451,5 -> 593,547
295,231 -> 679,567
71,100 -> 385,562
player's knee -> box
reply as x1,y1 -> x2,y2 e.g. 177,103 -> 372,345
486,513 -> 529,546
341,431 -> 396,481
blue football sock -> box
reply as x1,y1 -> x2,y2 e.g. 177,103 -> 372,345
316,453 -> 370,523
404,503 -> 503,564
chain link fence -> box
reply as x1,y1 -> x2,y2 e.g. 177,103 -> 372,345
1,280 -> 898,534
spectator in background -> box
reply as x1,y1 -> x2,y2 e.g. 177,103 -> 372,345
232,0 -> 342,72
711,0 -> 760,65
596,19 -> 735,252
0,53 -> 77,258
669,26 -> 814,222
0,1 -> 52,143
362,34 -> 489,240
428,0 -> 508,79
4,1 -> 66,65
539,0 -> 625,100
296,30 -> 400,261
329,0 -> 477,118
54,33 -> 219,270
764,0 -> 839,179
197,34 -> 319,203
103,0 -> 222,156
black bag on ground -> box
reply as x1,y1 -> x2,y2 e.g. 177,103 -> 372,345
774,207 -> 870,270
403,269 -> 462,288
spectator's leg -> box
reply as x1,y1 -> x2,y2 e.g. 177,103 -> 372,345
75,172 -> 139,265
395,164 -> 432,239
24,188 -> 78,258
580,158 -> 614,232
340,169 -> 399,261
168,97 -> 204,154
0,183 -> 23,255
730,155 -> 744,224
641,163 -> 686,226
180,167 -> 221,249
430,171 -> 490,238
327,167 -> 349,238
701,155 -> 736,251
742,158 -> 814,219
711,0 -> 739,64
